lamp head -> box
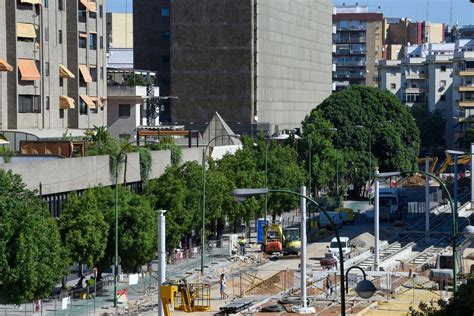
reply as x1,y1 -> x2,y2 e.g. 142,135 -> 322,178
231,188 -> 269,203
355,279 -> 377,299
462,225 -> 474,239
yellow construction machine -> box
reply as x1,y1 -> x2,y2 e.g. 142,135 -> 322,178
161,281 -> 211,316
438,153 -> 471,173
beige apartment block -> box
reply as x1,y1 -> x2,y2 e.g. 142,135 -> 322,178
106,13 -> 133,49
333,4 -> 383,90
0,0 -> 106,131
377,60 -> 401,98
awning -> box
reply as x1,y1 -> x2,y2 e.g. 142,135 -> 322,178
90,96 -> 105,108
18,59 -> 41,81
99,97 -> 106,107
0,58 -> 13,72
80,95 -> 96,109
79,0 -> 96,11
17,23 -> 37,39
59,96 -> 75,109
78,64 -> 92,83
20,0 -> 43,4
59,64 -> 75,79
79,32 -> 88,38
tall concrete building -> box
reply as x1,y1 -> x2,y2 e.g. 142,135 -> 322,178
0,0 -> 107,131
134,0 -> 332,133
332,4 -> 383,90
133,0 -> 171,123
106,13 -> 133,49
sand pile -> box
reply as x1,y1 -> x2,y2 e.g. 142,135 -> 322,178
351,232 -> 375,251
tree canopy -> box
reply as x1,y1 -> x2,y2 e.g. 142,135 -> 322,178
304,86 -> 420,195
59,191 -> 109,268
0,170 -> 66,304
411,104 -> 446,154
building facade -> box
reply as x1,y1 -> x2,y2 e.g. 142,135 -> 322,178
106,12 -> 133,49
377,60 -> 401,99
332,4 -> 383,90
134,0 -> 332,133
0,0 -> 107,131
133,0 -> 171,124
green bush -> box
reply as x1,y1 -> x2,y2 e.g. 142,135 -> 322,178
0,146 -> 15,163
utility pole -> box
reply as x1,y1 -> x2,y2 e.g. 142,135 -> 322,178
425,159 -> 430,241
374,167 -> 380,271
158,210 -> 167,316
300,186 -> 307,308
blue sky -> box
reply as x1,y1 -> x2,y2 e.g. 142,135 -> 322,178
333,0 -> 474,26
107,0 -> 474,26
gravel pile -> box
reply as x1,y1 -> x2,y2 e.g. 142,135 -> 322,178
351,232 -> 375,251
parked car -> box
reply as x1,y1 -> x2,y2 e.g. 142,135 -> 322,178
327,237 -> 351,260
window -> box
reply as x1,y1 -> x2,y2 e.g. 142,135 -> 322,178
119,104 -> 131,117
44,0 -> 48,7
18,95 -> 41,113
100,67 -> 104,80
100,36 -> 103,49
89,33 -> 97,50
45,62 -> 49,76
44,27 -> 49,42
58,0 -> 63,11
99,5 -> 103,18
46,96 -> 50,110
79,32 -> 87,48
162,31 -> 170,40
89,11 -> 97,19
58,30 -> 62,44
440,95 -> 446,101
161,8 -> 170,17
161,55 -> 170,64
80,99 -> 87,115
391,83 -> 396,89
78,10 -> 87,22
440,80 -> 447,88
90,66 -> 97,82
441,65 -> 446,72
59,109 -> 64,118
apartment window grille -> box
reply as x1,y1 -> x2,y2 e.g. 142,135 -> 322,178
18,95 -> 41,113
46,96 -> 50,110
58,30 -> 62,44
79,33 -> 87,48
80,100 -> 87,115
89,33 -> 97,50
58,0 -> 63,11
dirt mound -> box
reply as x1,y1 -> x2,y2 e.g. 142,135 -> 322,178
351,232 -> 375,250
398,174 -> 426,187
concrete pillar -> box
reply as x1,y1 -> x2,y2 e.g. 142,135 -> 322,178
158,210 -> 167,316
374,167 -> 379,271
300,186 -> 307,308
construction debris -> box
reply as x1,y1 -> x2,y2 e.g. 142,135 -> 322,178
351,232 -> 375,251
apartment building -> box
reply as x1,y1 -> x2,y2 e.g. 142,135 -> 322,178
452,39 -> 474,147
378,43 -> 455,146
333,4 -> 383,90
0,0 -> 106,131
106,13 -> 133,49
135,0 -> 333,133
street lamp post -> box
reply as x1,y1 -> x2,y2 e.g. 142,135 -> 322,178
446,150 -> 465,235
201,134 -> 240,274
344,266 -> 376,298
376,170 -> 474,296
231,188 -> 348,315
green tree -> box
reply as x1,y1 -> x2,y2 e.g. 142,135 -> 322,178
461,127 -> 474,151
88,186 -> 157,273
305,86 -> 420,196
217,146 -> 265,229
243,136 -> 306,221
0,170 -> 66,304
299,111 -> 342,195
145,162 -> 201,250
411,104 -> 446,154
59,192 -> 108,268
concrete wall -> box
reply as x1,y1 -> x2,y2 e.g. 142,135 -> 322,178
378,63 -> 401,99
0,150 -> 179,195
181,147 -> 202,163
256,0 -> 332,131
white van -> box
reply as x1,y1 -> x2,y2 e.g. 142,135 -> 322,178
319,211 -> 343,229
328,237 -> 351,259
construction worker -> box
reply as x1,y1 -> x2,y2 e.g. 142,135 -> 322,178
238,236 -> 247,256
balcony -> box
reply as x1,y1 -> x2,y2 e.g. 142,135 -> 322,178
459,69 -> 474,76
404,73 -> 426,79
403,87 -> 427,93
459,100 -> 474,107
459,86 -> 474,92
